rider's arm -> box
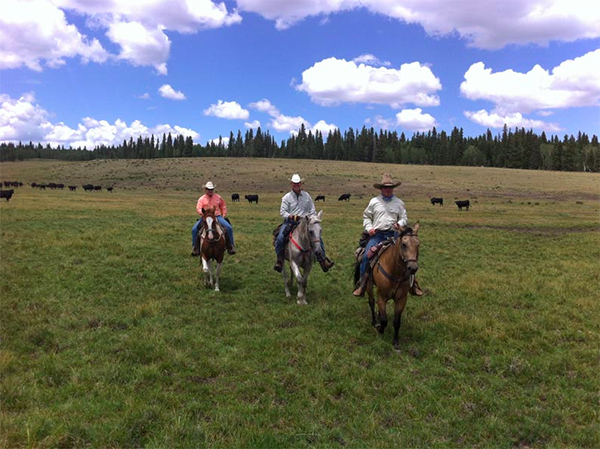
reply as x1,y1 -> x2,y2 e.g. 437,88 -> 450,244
396,200 -> 408,228
219,196 -> 228,217
280,194 -> 291,220
363,200 -> 375,233
306,193 -> 316,216
196,197 -> 206,216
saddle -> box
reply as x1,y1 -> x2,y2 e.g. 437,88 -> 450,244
272,222 -> 299,247
355,235 -> 395,270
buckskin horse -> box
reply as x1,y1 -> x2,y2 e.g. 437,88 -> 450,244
282,211 -> 324,305
198,206 -> 227,291
357,224 -> 421,350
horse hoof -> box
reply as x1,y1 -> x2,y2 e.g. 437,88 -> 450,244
297,299 -> 308,305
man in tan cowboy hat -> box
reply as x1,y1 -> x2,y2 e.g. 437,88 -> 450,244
191,181 -> 236,256
274,173 -> 335,273
353,173 -> 424,297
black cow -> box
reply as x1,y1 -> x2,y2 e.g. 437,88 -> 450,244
315,195 -> 325,202
93,185 -> 102,192
455,200 -> 470,211
83,184 -> 94,192
231,193 -> 240,202
68,185 -> 77,191
430,197 -> 444,206
106,187 -> 114,193
245,194 -> 259,204
338,193 -> 351,201
1,189 -> 15,201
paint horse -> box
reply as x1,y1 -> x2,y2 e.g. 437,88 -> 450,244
198,206 -> 227,291
282,211 -> 324,305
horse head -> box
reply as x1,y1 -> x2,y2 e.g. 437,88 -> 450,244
397,222 -> 420,274
307,210 -> 324,259
201,206 -> 218,243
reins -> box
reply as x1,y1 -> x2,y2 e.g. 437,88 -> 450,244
376,233 -> 418,297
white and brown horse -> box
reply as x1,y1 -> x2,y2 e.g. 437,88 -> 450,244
198,206 -> 227,291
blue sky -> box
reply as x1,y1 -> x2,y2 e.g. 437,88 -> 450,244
1,0 -> 599,149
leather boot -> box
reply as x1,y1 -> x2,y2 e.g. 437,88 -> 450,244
191,245 -> 200,257
410,277 -> 424,296
273,259 -> 283,272
352,273 -> 369,297
318,257 -> 335,272
227,244 -> 236,255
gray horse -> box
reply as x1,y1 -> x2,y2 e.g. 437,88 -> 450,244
282,211 -> 324,305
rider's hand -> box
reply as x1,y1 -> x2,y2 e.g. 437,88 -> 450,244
392,223 -> 400,230
291,214 -> 299,221
368,229 -> 376,236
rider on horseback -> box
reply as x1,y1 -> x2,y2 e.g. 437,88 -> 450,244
353,174 -> 424,297
274,173 -> 335,273
191,181 -> 236,256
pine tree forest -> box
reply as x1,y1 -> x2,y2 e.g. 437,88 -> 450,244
1,125 -> 599,172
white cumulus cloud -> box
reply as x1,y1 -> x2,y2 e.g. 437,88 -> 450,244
2,0 -> 241,73
204,100 -> 249,120
296,57 -> 441,108
395,108 -> 437,132
244,120 -> 261,129
0,0 -> 109,71
235,0 -> 600,49
158,84 -> 186,100
464,110 -> 562,132
0,92 -> 199,148
461,49 -> 600,130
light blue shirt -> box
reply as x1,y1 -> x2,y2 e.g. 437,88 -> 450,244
280,190 -> 316,219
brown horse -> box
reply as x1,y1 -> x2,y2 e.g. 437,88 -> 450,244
365,224 -> 421,350
198,206 -> 227,291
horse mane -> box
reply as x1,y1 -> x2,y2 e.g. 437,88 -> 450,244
399,227 -> 413,237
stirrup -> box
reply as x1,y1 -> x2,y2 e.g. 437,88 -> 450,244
227,245 -> 236,255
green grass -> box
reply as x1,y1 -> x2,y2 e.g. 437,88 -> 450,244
1,159 -> 599,448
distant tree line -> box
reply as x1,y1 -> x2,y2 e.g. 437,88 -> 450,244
1,124 -> 599,172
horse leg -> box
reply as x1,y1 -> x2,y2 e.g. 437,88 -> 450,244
368,283 -> 377,328
298,263 -> 312,305
214,262 -> 222,292
282,261 -> 291,298
392,294 -> 409,350
290,260 -> 307,305
377,293 -> 388,335
204,259 -> 214,288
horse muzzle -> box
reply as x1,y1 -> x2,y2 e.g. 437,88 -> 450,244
406,261 -> 419,274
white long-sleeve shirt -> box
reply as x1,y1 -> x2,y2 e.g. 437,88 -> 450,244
280,190 -> 316,219
362,195 -> 408,233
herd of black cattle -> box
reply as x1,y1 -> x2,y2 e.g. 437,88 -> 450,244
1,181 -> 471,210
0,181 -> 115,202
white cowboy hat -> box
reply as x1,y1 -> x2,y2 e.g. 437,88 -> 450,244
373,173 -> 401,189
289,174 -> 305,183
203,181 -> 216,189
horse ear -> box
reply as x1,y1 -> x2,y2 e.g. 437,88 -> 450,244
201,207 -> 206,215
317,210 -> 323,220
413,222 -> 420,234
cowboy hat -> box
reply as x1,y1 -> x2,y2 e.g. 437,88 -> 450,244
289,174 -> 305,183
373,173 -> 401,189
203,181 -> 216,189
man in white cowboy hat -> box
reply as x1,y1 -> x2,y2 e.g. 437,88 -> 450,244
353,173 -> 424,297
274,173 -> 335,273
191,181 -> 236,256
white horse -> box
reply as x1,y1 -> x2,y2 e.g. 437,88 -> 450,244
282,211 -> 324,305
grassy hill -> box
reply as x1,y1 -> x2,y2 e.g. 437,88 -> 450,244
1,159 -> 599,448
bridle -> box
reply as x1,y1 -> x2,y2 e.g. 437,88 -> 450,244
289,218 -> 321,260
376,232 -> 419,291
202,217 -> 224,244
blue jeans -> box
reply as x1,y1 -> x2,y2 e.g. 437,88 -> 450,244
359,230 -> 396,278
192,216 -> 234,247
275,218 -> 325,260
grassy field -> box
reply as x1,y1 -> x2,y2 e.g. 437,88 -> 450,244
1,158 -> 599,448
